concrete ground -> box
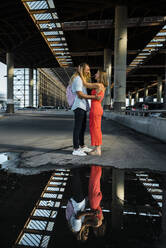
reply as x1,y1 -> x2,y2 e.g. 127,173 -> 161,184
0,110 -> 166,174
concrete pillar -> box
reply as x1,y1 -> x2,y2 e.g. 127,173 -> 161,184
144,85 -> 149,101
29,68 -> 33,107
104,48 -> 112,110
24,68 -> 26,107
128,92 -> 132,106
135,89 -> 139,103
159,176 -> 166,246
111,168 -> 125,231
35,69 -> 38,107
163,55 -> 166,108
113,5 -> 127,112
164,82 -> 166,107
163,79 -> 166,106
39,72 -> 42,107
157,76 -> 163,102
161,187 -> 166,238
6,53 -> 14,113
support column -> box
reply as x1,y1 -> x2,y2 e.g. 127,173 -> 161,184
35,69 -> 38,107
164,82 -> 166,107
128,91 -> 132,106
39,72 -> 43,107
159,176 -> 166,246
144,85 -> 149,101
6,53 -> 14,113
24,68 -> 26,107
104,48 -> 112,110
157,76 -> 163,102
111,168 -> 125,231
163,55 -> 166,108
114,5 -> 127,112
135,89 -> 139,103
29,68 -> 33,107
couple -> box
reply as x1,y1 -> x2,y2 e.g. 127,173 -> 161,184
71,63 -> 108,156
66,166 -> 104,241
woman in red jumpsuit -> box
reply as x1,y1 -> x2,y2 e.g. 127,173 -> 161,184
79,68 -> 108,155
88,165 -> 103,227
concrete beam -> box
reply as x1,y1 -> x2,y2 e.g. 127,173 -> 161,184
127,74 -> 158,77
131,82 -> 158,94
70,51 -> 104,57
134,65 -> 166,68
62,16 -> 166,31
70,49 -> 166,57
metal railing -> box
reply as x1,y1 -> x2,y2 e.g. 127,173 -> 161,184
125,109 -> 166,117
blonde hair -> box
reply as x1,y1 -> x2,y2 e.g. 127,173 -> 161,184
98,70 -> 108,87
70,63 -> 91,84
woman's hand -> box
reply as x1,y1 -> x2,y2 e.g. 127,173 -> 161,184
94,94 -> 101,100
93,209 -> 100,216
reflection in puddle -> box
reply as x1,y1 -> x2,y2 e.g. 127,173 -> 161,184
0,152 -> 20,170
0,153 -> 8,164
12,166 -> 166,248
48,166 -> 165,248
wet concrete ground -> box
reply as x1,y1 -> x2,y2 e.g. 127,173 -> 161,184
0,110 -> 166,247
0,110 -> 165,173
0,169 -> 52,247
0,166 -> 166,248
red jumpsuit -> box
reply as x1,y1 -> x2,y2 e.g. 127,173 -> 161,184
89,89 -> 104,146
88,165 -> 102,220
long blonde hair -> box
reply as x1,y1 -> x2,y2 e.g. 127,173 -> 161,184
98,70 -> 108,88
70,63 -> 91,84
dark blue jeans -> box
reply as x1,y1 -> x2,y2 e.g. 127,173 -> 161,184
71,169 -> 85,202
73,108 -> 87,149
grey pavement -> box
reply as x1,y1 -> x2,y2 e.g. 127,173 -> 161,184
0,110 -> 166,173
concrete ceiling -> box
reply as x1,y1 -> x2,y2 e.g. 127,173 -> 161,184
0,0 -> 166,93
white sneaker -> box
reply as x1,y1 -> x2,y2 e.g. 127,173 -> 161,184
72,148 -> 87,156
80,146 -> 93,153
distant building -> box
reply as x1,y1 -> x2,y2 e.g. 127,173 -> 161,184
0,93 -> 6,110
13,68 -> 67,108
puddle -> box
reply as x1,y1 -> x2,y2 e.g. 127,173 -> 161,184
12,166 -> 166,248
0,153 -> 8,164
0,152 -> 20,170
0,152 -> 69,175
50,166 -> 165,248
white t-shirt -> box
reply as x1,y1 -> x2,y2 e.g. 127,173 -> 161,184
66,197 -> 86,232
71,76 -> 89,111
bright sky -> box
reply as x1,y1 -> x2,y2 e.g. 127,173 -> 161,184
0,62 -> 7,97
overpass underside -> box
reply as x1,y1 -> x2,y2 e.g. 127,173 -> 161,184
1,0 -> 166,113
